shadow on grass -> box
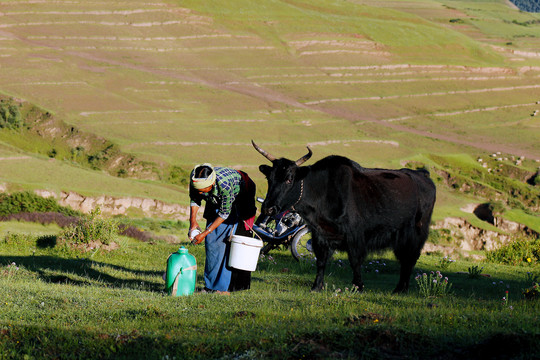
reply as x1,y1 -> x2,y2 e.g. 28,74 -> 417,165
0,254 -> 165,292
0,320 -> 537,360
256,250 -> 534,300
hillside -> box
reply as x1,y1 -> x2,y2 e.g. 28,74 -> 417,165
0,0 -> 539,236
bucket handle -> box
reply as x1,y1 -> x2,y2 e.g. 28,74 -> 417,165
242,220 -> 264,242
226,220 -> 264,243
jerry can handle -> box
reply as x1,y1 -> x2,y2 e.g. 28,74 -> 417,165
171,265 -> 198,295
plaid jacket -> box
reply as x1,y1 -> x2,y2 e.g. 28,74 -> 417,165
190,167 -> 243,220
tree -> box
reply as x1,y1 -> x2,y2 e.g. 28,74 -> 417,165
0,98 -> 22,129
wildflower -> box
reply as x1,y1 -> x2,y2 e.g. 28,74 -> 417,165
527,258 -> 532,263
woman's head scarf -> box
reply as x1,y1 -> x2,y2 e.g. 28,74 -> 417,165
191,163 -> 216,189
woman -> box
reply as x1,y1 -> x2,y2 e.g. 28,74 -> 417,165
189,163 -> 257,293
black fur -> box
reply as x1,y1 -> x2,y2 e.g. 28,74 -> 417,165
259,155 -> 436,293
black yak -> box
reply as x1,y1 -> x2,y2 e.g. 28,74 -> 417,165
252,141 -> 436,293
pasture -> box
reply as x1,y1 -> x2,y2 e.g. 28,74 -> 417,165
0,0 -> 539,358
0,226 -> 538,359
0,0 -> 539,181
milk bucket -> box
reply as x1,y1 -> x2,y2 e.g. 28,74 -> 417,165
166,246 -> 197,296
228,235 -> 263,271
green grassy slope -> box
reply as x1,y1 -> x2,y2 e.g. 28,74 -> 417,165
0,0 -> 538,224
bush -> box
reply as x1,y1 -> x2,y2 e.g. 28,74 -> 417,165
58,207 -> 118,246
0,191 -> 81,217
487,201 -> 506,217
486,236 -> 540,266
0,98 -> 22,129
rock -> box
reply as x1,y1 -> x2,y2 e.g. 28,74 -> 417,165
33,190 -> 190,220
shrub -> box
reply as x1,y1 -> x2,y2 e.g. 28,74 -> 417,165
0,191 -> 80,217
486,236 -> 540,266
58,207 -> 118,246
0,98 -> 22,129
487,201 -> 506,217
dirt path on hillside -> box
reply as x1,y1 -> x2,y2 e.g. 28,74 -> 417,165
5,28 -> 539,160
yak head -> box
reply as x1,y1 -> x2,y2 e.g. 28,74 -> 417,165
252,140 -> 312,216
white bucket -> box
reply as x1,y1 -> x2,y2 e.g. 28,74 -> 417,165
228,235 -> 263,271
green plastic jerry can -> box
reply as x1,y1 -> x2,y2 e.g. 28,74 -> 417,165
166,246 -> 197,296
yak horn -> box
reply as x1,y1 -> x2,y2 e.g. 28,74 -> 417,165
295,147 -> 312,166
251,140 -> 276,162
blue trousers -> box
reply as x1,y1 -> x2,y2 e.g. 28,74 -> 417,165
204,220 -> 237,292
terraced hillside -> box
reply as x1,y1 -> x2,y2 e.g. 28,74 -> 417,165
0,0 -> 539,228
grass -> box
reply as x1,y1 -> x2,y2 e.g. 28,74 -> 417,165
0,231 -> 538,359
0,146 -> 189,204
0,1 -> 539,355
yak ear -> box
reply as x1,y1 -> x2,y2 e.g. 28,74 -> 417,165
296,166 -> 310,180
259,164 -> 272,176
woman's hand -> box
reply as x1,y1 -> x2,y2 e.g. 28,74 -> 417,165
190,216 -> 224,245
192,230 -> 209,245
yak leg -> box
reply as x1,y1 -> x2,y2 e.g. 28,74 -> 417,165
394,255 -> 419,293
346,239 -> 366,292
393,232 -> 423,293
311,235 -> 333,291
